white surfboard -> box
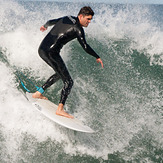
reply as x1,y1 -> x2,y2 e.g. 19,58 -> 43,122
25,92 -> 94,133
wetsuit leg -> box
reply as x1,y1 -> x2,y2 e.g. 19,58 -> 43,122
38,46 -> 60,90
42,74 -> 60,90
38,46 -> 73,105
48,51 -> 73,105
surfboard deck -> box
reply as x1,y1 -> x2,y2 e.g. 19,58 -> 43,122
25,92 -> 95,133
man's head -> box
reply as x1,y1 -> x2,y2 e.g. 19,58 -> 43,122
78,6 -> 94,27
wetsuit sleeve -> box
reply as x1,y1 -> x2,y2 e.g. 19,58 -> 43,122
43,18 -> 62,28
77,28 -> 100,59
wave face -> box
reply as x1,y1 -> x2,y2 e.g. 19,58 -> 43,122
0,0 -> 163,162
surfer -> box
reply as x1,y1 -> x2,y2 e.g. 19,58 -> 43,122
32,6 -> 104,118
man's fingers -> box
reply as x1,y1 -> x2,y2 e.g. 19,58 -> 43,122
40,26 -> 47,32
96,58 -> 104,68
101,61 -> 104,68
100,60 -> 104,68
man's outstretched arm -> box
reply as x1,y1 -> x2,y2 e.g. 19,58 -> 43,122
77,28 -> 104,68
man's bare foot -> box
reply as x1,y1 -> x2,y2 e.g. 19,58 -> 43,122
32,91 -> 48,100
56,103 -> 74,119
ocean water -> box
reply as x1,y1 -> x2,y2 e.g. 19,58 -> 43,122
0,0 -> 163,162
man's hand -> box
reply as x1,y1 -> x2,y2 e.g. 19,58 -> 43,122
40,26 -> 47,32
96,58 -> 104,68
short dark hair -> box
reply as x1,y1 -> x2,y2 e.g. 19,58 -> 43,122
78,6 -> 94,16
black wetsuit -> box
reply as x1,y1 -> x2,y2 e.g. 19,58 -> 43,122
39,16 -> 100,105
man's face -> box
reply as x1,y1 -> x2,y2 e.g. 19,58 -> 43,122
78,14 -> 93,27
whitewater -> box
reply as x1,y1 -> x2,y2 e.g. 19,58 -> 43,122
0,0 -> 162,162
